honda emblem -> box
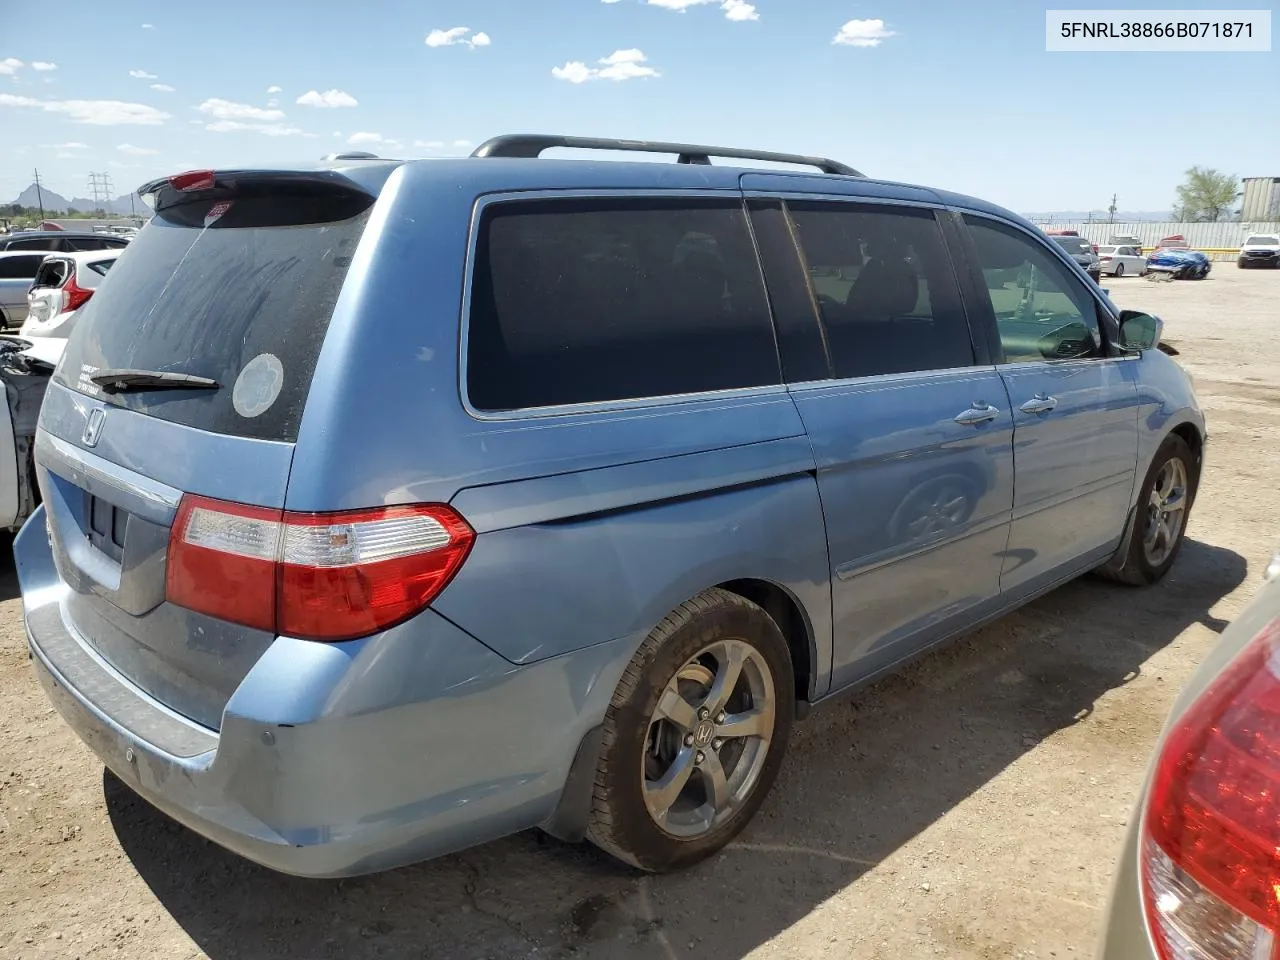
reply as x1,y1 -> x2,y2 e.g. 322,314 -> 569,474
82,408 -> 105,448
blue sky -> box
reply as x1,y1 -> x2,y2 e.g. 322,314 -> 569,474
1,0 -> 1275,212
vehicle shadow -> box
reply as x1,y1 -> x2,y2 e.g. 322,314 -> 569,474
104,538 -> 1245,960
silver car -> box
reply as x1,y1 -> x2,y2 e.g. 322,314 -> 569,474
1097,550 -> 1280,958
0,250 -> 49,328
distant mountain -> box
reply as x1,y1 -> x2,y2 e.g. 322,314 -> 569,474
9,182 -> 146,217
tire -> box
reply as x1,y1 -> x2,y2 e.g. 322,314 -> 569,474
1238,259 -> 1248,269
1097,434 -> 1197,586
1114,263 -> 1125,277
587,587 -> 794,872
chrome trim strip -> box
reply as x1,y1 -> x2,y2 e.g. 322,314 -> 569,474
38,432 -> 183,511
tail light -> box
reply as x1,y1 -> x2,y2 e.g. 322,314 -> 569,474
166,496 -> 474,641
1141,614 -> 1280,958
62,274 -> 93,313
1101,256 -> 1113,261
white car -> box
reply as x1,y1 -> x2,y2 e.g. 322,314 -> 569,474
0,334 -> 64,531
1096,244 -> 1147,277
20,250 -> 118,339
1238,233 -> 1280,269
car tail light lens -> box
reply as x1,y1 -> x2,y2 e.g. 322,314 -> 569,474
1101,256 -> 1113,261
167,496 -> 474,641
62,274 -> 93,313
1142,614 -> 1280,959
168,170 -> 216,192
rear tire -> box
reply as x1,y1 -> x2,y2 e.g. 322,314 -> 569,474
587,588 -> 794,872
1097,434 -> 1197,586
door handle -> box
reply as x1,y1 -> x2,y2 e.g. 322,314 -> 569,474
1019,393 -> 1059,415
954,402 -> 1000,426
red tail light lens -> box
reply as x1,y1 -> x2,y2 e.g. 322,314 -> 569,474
1100,256 -> 1113,261
1142,614 -> 1280,958
168,170 -> 215,192
166,496 -> 474,641
62,275 -> 93,313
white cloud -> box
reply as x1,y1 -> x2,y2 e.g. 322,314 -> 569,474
0,58 -> 23,76
54,141 -> 87,149
150,83 -> 175,92
0,93 -> 170,125
296,88 -> 358,108
141,23 -> 154,29
425,26 -> 491,48
31,61 -> 57,71
643,0 -> 756,17
414,139 -> 444,149
721,0 -> 757,21
197,98 -> 285,121
554,48 -> 661,83
833,18 -> 896,46
118,143 -> 158,155
347,131 -> 400,148
128,68 -> 158,79
56,152 -> 78,159
267,98 -> 278,107
204,119 -> 303,136
602,0 -> 623,3
452,139 -> 472,147
267,85 -> 282,93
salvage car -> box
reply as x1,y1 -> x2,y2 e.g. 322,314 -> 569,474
21,251 -> 118,339
16,137 -> 1205,878
0,335 -> 63,531
1146,246 -> 1211,280
1097,551 -> 1280,959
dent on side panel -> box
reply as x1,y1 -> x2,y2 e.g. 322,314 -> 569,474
433,475 -> 834,690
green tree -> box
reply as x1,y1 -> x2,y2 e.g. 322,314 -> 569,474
1174,167 -> 1239,222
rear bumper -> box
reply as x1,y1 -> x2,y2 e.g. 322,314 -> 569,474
17,507 -> 629,877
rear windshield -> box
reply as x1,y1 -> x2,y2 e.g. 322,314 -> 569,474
56,191 -> 370,442
1097,245 -> 1118,255
1052,237 -> 1092,254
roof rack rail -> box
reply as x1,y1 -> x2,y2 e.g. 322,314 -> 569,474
469,134 -> 862,177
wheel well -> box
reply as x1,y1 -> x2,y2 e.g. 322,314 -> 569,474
717,578 -> 812,704
1170,422 -> 1204,478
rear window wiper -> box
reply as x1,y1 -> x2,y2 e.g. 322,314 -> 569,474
88,369 -> 220,394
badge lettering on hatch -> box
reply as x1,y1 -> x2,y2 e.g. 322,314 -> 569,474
82,408 -> 106,448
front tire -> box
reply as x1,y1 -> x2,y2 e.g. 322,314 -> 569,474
1115,263 -> 1125,277
1098,434 -> 1197,586
587,588 -> 794,872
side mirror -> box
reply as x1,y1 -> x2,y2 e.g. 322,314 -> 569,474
1119,310 -> 1163,351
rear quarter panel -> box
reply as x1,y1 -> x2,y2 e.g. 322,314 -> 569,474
286,162 -> 835,690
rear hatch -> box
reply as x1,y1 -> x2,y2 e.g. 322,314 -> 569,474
35,170 -> 376,729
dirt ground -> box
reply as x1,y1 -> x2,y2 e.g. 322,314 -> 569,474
1,266 -> 1277,960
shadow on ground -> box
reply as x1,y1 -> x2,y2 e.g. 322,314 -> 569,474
104,539 -> 1245,960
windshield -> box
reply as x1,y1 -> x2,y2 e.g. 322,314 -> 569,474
1245,236 -> 1279,246
55,191 -> 371,442
1052,237 -> 1092,255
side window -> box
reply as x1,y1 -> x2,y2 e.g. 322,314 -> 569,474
0,255 -> 44,279
6,237 -> 57,251
786,202 -> 974,379
467,197 -> 780,411
63,237 -> 104,251
963,216 -> 1103,363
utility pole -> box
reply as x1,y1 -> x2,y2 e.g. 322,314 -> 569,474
32,167 -> 46,224
1108,193 -> 1118,224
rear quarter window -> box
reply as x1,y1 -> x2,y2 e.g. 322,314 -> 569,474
55,192 -> 371,442
466,197 -> 780,412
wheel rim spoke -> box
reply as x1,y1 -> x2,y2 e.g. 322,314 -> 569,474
717,705 -> 772,741
644,747 -> 696,824
701,750 -> 731,813
655,685 -> 697,733
702,641 -> 746,716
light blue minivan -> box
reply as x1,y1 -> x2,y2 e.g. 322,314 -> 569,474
15,136 -> 1205,876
